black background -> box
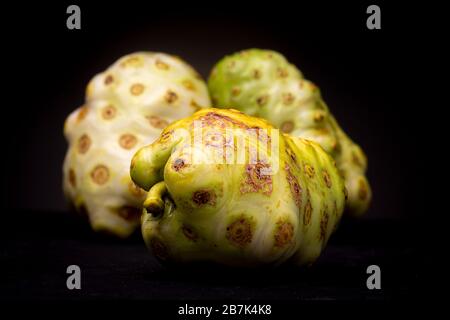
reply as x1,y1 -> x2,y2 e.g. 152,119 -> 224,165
2,0 -> 432,308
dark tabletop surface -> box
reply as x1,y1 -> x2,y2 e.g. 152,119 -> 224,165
1,211 -> 419,301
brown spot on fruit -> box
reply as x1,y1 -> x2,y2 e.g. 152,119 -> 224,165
277,67 -> 288,78
68,169 -> 76,187
104,74 -> 114,85
282,93 -> 294,105
358,179 -> 368,200
320,211 -> 329,241
165,90 -> 178,104
150,238 -> 169,260
172,158 -> 186,171
117,206 -> 141,221
253,69 -> 262,79
192,190 -> 216,206
256,95 -> 268,107
304,163 -> 315,178
119,133 -> 137,149
190,100 -> 203,110
155,59 -> 169,70
91,165 -> 109,185
352,151 -> 363,167
344,187 -> 348,201
231,87 -> 241,96
226,218 -> 252,247
130,83 -> 145,96
240,162 -> 273,196
285,164 -> 302,208
182,79 -> 195,91
274,221 -> 294,247
281,121 -> 294,133
314,112 -> 325,122
101,105 -> 116,120
182,225 -> 198,241
147,115 -> 169,129
77,134 -> 91,154
205,132 -> 227,148
159,130 -> 173,143
323,170 -> 332,188
77,106 -> 88,122
120,56 -> 143,68
303,200 -> 312,226
200,112 -> 249,129
128,181 -> 145,197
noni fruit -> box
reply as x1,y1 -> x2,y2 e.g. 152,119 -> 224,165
131,108 -> 346,266
63,52 -> 211,237
208,49 -> 371,216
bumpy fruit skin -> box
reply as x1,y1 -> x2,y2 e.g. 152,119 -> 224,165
208,49 -> 371,216
131,108 -> 345,266
63,52 -> 211,237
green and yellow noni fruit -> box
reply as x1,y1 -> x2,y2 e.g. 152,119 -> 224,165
63,52 -> 210,237
130,108 -> 345,266
208,49 -> 371,216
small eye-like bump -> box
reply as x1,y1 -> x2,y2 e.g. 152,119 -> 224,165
101,104 -> 116,120
119,133 -> 137,149
165,90 -> 178,104
130,83 -> 145,96
358,178 -> 368,200
172,158 -> 186,171
314,112 -> 325,122
192,190 -> 216,206
68,169 -> 76,187
352,151 -> 363,167
104,74 -> 114,85
150,237 -> 169,260
147,115 -> 169,129
304,163 -> 315,178
319,211 -> 329,241
281,121 -> 294,133
120,56 -> 143,68
226,218 -> 252,247
322,170 -> 332,188
285,164 -> 302,208
182,225 -> 198,241
303,200 -> 312,226
274,221 -> 294,247
256,95 -> 268,106
91,165 -> 109,185
240,162 -> 273,196
155,59 -> 169,70
282,93 -> 294,105
77,106 -> 88,122
227,61 -> 236,69
253,69 -> 262,79
117,206 -> 141,221
231,87 -> 241,96
77,134 -> 91,154
190,100 -> 203,111
182,79 -> 195,91
277,67 -> 288,78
